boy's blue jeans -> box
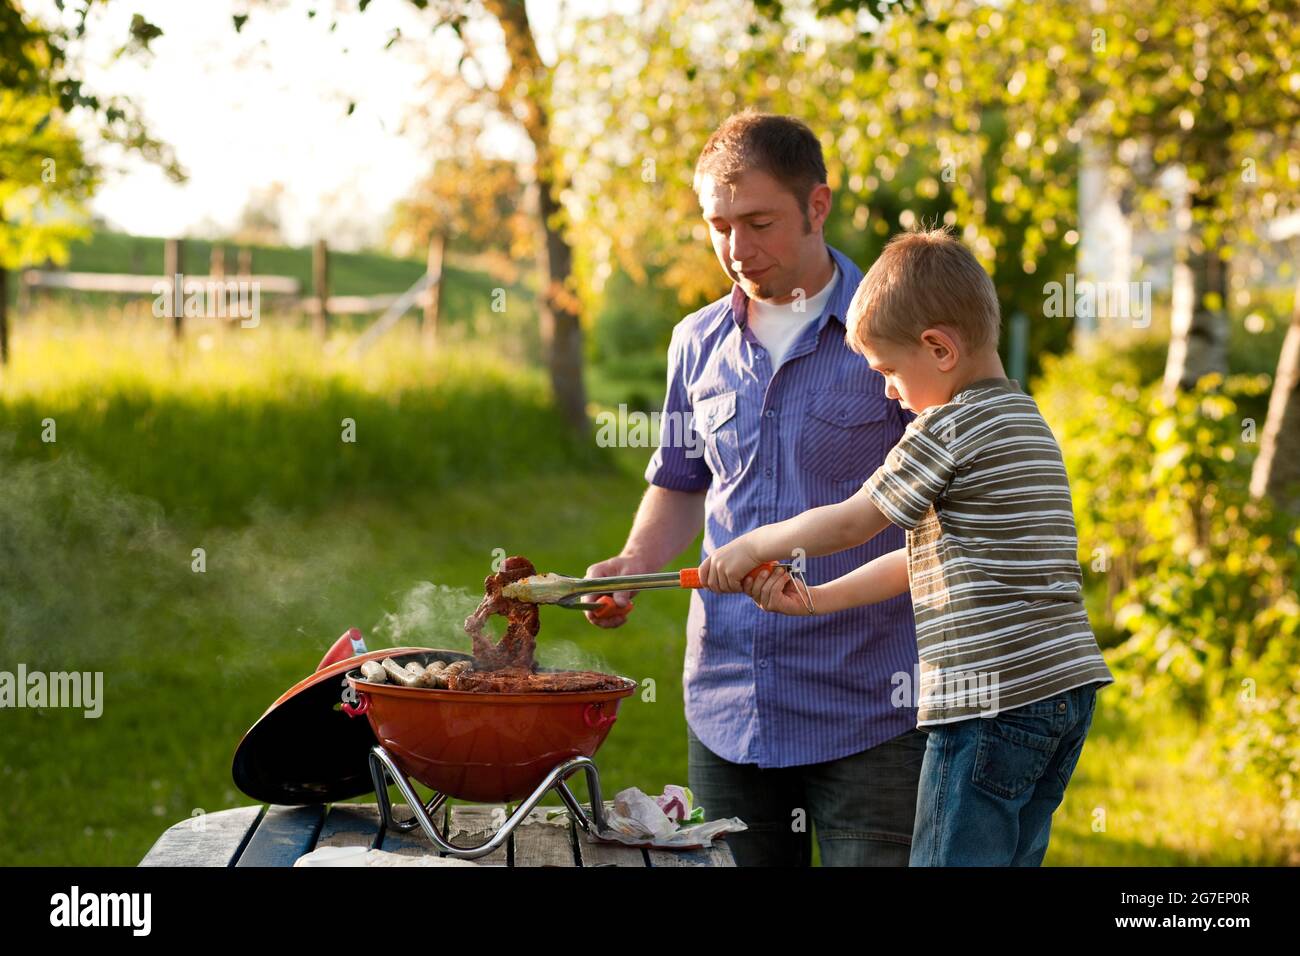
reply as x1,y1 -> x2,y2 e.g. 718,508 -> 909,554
910,682 -> 1099,867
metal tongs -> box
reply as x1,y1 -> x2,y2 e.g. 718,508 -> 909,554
501,561 -> 814,620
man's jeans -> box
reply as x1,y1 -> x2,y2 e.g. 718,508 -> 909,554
687,724 -> 926,866
909,682 -> 1100,867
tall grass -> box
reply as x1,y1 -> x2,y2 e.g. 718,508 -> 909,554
0,306 -> 600,526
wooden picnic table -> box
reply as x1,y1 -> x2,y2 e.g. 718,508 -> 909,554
140,802 -> 737,868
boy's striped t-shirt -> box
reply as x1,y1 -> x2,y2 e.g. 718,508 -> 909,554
862,377 -> 1113,725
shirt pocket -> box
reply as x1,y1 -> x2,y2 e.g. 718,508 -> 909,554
799,388 -> 891,482
692,390 -> 741,483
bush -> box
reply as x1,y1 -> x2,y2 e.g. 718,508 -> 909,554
1036,334 -> 1300,832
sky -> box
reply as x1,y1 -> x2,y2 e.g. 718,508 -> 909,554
41,0 -> 584,250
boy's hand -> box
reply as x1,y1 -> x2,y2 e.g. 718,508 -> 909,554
743,565 -> 810,615
698,536 -> 763,593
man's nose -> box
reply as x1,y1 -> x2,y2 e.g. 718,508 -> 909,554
885,380 -> 899,400
728,228 -> 756,267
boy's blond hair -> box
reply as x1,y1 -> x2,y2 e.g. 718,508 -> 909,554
846,227 -> 1001,354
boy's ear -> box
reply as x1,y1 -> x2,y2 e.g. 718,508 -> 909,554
921,327 -> 961,372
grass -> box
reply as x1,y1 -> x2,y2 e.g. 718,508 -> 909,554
1,299 -> 1296,865
1048,693 -> 1300,865
0,461 -> 700,866
0,307 -> 571,526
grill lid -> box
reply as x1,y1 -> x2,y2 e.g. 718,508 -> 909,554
231,633 -> 469,805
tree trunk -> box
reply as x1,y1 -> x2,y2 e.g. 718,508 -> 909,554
482,0 -> 588,430
1077,136 -> 1134,342
312,239 -> 329,340
0,265 -> 9,366
1250,277 -> 1300,510
1163,189 -> 1230,397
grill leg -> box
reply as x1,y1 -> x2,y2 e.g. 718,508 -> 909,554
367,746 -> 609,859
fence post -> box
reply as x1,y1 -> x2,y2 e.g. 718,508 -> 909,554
210,244 -> 226,280
237,248 -> 252,277
313,239 -> 329,339
164,238 -> 184,340
422,230 -> 445,353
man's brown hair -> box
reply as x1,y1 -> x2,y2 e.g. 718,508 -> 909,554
694,110 -> 828,225
846,227 -> 1001,353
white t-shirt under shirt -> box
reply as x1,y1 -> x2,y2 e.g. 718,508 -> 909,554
745,261 -> 839,368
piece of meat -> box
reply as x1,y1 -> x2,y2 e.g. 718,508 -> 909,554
459,555 -> 628,693
463,556 -> 541,672
446,667 -> 629,694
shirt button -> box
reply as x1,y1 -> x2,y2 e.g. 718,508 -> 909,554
1057,702 -> 1067,713
764,468 -> 773,478
764,409 -> 775,418
759,659 -> 769,668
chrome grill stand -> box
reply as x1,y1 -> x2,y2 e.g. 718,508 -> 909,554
367,745 -> 611,859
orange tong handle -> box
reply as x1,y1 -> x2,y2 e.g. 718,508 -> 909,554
680,560 -> 779,589
589,594 -> 631,620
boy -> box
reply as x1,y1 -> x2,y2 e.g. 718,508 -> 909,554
699,227 -> 1114,866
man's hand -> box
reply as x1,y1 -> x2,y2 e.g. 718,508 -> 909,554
582,554 -> 654,628
698,534 -> 764,593
743,565 -> 812,616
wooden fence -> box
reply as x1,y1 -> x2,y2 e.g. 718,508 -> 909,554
0,236 -> 445,365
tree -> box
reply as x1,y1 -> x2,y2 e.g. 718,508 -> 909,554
1071,0 -> 1300,396
343,0 -> 589,427
0,1 -> 182,365
477,0 -> 586,429
233,182 -> 287,247
1250,279 -> 1300,510
552,0 -> 1081,366
389,154 -> 534,350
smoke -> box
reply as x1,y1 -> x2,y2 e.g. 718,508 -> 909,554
0,439 -> 380,676
0,438 -> 617,683
370,582 -> 480,652
533,637 -> 615,675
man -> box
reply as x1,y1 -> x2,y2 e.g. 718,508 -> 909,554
585,111 -> 924,866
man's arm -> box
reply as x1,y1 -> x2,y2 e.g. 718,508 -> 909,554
584,484 -> 706,627
701,485 -> 891,592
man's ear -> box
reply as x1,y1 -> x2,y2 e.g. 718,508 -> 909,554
806,183 -> 832,231
921,327 -> 961,372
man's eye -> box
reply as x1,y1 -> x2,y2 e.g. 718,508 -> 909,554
753,221 -> 772,229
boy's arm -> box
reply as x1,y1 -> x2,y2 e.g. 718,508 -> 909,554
744,547 -> 908,615
810,548 -> 908,614
702,485 -> 891,592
